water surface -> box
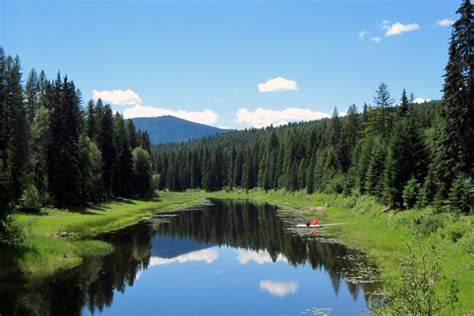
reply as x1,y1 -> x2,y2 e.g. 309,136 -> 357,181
0,199 -> 380,315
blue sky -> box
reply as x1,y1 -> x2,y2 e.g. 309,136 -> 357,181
1,0 -> 458,128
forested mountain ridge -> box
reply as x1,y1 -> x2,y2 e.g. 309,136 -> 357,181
154,0 -> 474,212
132,116 -> 229,144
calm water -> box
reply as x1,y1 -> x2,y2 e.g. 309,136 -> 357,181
0,199 -> 381,316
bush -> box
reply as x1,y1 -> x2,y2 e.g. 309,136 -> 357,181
0,215 -> 27,246
402,179 -> 421,209
413,213 -> 445,237
326,173 -> 346,194
20,183 -> 42,212
372,240 -> 459,315
442,222 -> 467,243
151,173 -> 160,192
457,233 -> 474,254
448,176 -> 474,214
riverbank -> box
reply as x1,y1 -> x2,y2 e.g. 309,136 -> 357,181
199,189 -> 474,315
1,189 -> 472,314
0,192 -> 205,280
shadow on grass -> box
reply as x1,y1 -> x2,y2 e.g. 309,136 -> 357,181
62,206 -> 102,215
0,244 -> 38,282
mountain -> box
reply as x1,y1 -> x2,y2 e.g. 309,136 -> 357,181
131,115 -> 229,144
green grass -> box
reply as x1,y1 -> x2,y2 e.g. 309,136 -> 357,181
199,189 -> 474,315
1,191 -> 205,280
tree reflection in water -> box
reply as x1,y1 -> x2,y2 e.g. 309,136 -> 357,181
0,199 -> 380,315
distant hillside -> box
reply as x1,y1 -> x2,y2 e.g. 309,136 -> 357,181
132,115 -> 229,144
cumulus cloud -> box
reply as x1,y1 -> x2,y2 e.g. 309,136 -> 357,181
358,30 -> 367,40
258,77 -> 298,93
123,104 -> 218,124
383,22 -> 420,36
371,37 -> 381,43
259,280 -> 299,297
237,249 -> 287,265
437,19 -> 454,27
92,89 -> 142,106
92,88 -> 219,125
413,97 -> 432,104
236,107 -> 330,128
148,249 -> 218,266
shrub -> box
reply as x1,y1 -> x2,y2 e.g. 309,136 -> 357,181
372,240 -> 459,315
448,176 -> 474,214
20,183 -> 42,212
413,213 -> 445,237
457,233 -> 474,254
442,222 -> 467,243
402,179 -> 421,209
326,173 -> 345,194
0,215 -> 27,246
151,173 -> 160,192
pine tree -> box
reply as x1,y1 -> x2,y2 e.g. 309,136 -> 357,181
24,68 -> 40,122
86,100 -> 98,141
373,83 -> 395,138
0,47 -> 10,214
365,138 -> 387,198
98,104 -> 116,198
383,113 -> 428,207
5,56 -> 30,203
373,83 -> 395,108
399,89 -> 409,117
47,74 -> 82,206
437,0 -> 474,193
112,114 -> 134,197
306,157 -> 315,194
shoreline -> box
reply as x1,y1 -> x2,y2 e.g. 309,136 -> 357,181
0,191 -> 205,280
1,189 -> 472,314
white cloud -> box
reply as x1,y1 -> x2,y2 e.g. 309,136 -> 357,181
413,97 -> 432,104
358,30 -> 367,40
371,37 -> 381,43
92,88 -> 219,125
236,107 -> 330,128
237,249 -> 287,265
92,89 -> 142,106
148,249 -> 218,266
259,280 -> 299,297
383,22 -> 420,36
258,76 -> 298,93
122,104 -> 217,124
437,18 -> 454,27
212,98 -> 223,104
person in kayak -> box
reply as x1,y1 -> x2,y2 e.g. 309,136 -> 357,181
306,217 -> 319,226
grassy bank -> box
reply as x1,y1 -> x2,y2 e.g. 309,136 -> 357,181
0,191 -> 205,280
200,189 -> 474,315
